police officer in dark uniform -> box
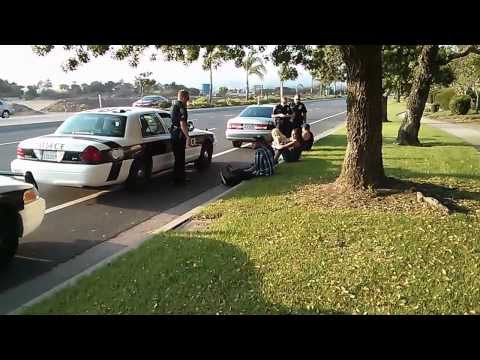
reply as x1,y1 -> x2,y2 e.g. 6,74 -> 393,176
291,94 -> 307,129
170,89 -> 191,185
272,96 -> 293,138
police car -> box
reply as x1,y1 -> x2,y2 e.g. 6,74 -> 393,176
0,172 -> 45,267
11,107 -> 215,190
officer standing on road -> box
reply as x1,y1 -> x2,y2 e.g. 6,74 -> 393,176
170,89 -> 191,185
272,96 -> 293,137
291,94 -> 307,129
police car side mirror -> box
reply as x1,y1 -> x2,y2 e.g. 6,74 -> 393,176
187,120 -> 195,132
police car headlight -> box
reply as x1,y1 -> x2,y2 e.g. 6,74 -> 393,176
23,188 -> 40,205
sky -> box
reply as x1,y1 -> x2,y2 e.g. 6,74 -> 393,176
0,45 -> 314,91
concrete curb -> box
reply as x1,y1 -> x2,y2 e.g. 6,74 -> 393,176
9,115 -> 346,315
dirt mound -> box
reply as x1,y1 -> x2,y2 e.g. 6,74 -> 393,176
40,97 -> 140,112
11,103 -> 43,115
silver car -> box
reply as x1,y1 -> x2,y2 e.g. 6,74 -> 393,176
225,105 -> 275,147
0,100 -> 15,118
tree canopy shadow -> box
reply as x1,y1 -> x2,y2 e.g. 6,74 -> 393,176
27,231 -> 347,315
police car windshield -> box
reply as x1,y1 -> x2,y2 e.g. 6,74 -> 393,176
56,113 -> 127,138
239,107 -> 273,118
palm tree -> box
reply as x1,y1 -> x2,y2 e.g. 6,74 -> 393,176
240,53 -> 266,101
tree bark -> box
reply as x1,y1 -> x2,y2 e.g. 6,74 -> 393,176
246,72 -> 249,101
280,80 -> 284,99
382,96 -> 389,122
397,45 -> 439,146
396,81 -> 401,103
336,45 -> 386,190
209,64 -> 213,104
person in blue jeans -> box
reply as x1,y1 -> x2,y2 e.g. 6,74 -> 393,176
220,136 -> 275,187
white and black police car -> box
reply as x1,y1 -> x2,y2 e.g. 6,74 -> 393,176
0,172 -> 45,267
11,107 -> 215,190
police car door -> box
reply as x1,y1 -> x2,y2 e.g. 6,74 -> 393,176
139,113 -> 174,172
158,111 -> 197,163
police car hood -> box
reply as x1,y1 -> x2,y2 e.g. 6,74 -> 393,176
0,175 -> 32,193
18,134 -> 128,152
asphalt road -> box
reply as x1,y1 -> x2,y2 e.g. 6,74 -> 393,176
0,99 -> 346,293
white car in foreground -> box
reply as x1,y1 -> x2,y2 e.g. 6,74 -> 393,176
11,107 -> 215,190
226,105 -> 275,147
0,173 -> 45,267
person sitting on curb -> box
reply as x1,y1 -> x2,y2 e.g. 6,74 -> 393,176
274,127 -> 305,163
271,125 -> 290,164
302,123 -> 314,151
220,136 -> 275,187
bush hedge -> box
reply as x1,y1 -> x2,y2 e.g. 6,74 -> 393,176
435,88 -> 456,111
449,95 -> 471,115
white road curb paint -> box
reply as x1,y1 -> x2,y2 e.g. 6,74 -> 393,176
10,115 -> 346,315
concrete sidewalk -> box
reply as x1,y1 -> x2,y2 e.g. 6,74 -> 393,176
423,117 -> 480,150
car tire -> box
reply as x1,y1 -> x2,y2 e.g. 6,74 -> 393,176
126,158 -> 151,192
0,207 -> 19,268
195,140 -> 213,171
232,140 -> 242,148
1,110 -> 10,119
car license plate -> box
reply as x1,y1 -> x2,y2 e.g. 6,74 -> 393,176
244,124 -> 255,130
42,150 -> 64,162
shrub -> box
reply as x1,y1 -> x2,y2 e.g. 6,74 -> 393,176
449,95 -> 471,115
435,88 -> 456,111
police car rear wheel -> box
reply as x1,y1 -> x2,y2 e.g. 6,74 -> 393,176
232,141 -> 242,148
126,159 -> 151,191
0,208 -> 19,268
195,141 -> 213,171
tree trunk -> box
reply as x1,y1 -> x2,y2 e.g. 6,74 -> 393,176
474,86 -> 479,113
336,45 -> 386,190
396,82 -> 401,103
208,64 -> 213,104
246,73 -> 249,101
280,80 -> 284,99
382,96 -> 389,122
397,45 -> 439,146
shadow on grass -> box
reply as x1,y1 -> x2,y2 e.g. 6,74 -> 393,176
26,231 -> 346,315
382,176 -> 479,214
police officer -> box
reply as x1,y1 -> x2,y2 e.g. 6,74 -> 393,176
291,94 -> 307,129
272,96 -> 293,137
170,89 -> 191,185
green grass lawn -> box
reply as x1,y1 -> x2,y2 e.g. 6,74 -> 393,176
23,101 -> 480,315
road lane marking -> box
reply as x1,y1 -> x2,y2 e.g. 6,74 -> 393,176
15,255 -> 54,263
43,110 -> 346,215
45,190 -> 113,214
0,141 -> 20,146
309,111 -> 347,125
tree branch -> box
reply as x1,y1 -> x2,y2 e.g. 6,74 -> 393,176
444,46 -> 480,64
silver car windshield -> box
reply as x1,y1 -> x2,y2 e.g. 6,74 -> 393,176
239,107 -> 273,118
56,113 -> 127,137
